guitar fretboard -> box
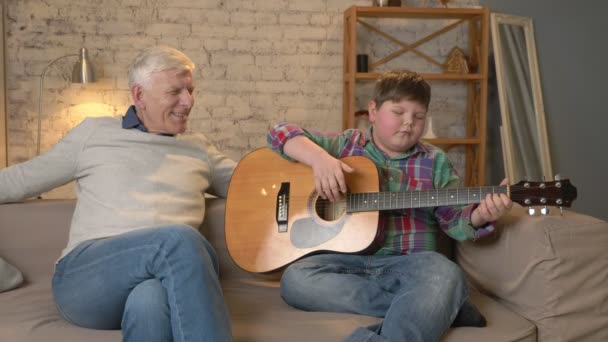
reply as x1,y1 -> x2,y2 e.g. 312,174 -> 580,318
346,186 -> 509,213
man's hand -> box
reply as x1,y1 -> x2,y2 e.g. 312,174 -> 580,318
470,178 -> 513,227
311,153 -> 353,202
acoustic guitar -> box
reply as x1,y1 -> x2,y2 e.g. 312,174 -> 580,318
225,148 -> 577,273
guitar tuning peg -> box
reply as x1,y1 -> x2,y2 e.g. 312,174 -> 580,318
554,174 -> 562,181
541,206 -> 550,216
527,207 -> 536,216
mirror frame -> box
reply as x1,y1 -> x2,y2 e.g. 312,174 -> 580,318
0,2 -> 6,168
491,13 -> 553,181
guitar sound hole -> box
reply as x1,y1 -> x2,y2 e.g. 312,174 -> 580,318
315,198 -> 346,222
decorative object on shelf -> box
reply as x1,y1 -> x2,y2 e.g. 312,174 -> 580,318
440,0 -> 452,8
468,45 -> 480,73
356,54 -> 369,73
37,47 -> 96,157
373,0 -> 401,7
421,0 -> 451,8
443,47 -> 469,74
422,113 -> 437,139
354,110 -> 371,131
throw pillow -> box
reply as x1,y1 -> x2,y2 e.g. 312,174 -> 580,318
0,256 -> 23,292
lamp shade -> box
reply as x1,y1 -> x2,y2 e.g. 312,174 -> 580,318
71,47 -> 95,83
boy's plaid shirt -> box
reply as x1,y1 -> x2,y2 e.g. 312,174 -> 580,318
268,123 -> 494,256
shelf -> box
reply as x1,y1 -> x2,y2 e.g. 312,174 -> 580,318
353,72 -> 484,81
349,6 -> 486,20
342,6 -> 490,186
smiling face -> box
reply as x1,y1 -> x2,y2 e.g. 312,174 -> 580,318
368,98 -> 427,157
132,68 -> 194,135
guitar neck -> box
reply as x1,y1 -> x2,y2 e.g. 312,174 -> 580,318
346,186 -> 509,212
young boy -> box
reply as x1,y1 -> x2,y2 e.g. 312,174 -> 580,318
266,70 -> 512,342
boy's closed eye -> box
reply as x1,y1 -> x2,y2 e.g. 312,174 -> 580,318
392,110 -> 426,120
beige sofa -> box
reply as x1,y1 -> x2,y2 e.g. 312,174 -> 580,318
0,199 -> 606,341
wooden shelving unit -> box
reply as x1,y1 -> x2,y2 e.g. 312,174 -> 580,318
343,6 -> 490,186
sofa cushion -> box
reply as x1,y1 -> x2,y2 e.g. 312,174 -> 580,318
224,276 -> 536,342
0,280 -> 121,341
457,205 -> 608,342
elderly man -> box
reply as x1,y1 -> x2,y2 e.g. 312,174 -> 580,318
0,46 -> 235,341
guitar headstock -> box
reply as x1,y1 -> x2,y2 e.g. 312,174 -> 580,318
511,179 -> 577,209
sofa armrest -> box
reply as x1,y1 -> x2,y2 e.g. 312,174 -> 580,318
456,205 -> 608,342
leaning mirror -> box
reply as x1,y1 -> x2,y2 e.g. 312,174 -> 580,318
491,13 -> 553,181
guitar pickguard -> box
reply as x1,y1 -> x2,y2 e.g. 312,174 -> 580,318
290,194 -> 348,248
291,217 -> 345,248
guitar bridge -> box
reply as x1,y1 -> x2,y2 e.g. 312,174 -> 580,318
276,182 -> 290,233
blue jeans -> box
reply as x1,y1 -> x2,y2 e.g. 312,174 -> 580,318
280,251 -> 467,342
52,225 -> 233,342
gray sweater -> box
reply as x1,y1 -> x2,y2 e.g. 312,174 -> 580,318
0,117 -> 236,258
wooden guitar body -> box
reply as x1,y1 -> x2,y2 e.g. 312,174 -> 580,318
225,148 -> 379,273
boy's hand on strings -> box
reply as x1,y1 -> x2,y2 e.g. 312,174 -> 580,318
311,153 -> 354,202
470,178 -> 513,227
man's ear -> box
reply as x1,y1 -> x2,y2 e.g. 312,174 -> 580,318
131,84 -> 145,109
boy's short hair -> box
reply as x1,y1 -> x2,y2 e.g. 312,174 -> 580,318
372,70 -> 431,109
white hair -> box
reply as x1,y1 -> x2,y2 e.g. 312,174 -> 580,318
128,45 -> 195,88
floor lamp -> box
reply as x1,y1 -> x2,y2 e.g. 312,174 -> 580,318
36,47 -> 96,157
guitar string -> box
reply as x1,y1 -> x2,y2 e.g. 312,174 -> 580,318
309,197 -> 566,212
305,186 -> 562,195
291,186 -> 567,210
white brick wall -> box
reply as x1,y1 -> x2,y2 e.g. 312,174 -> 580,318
5,0 -> 480,198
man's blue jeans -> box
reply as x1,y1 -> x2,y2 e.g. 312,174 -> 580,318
52,224 -> 233,342
280,251 -> 467,342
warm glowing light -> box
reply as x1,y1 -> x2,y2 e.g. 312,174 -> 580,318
69,102 -> 118,119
